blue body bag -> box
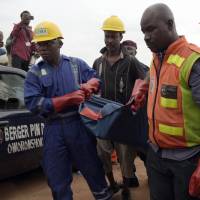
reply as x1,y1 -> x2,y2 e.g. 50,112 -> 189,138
79,95 -> 148,149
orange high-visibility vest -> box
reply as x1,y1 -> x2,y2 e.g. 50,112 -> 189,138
148,36 -> 200,148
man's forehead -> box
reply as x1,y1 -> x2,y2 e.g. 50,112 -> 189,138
141,13 -> 159,30
124,45 -> 136,49
104,31 -> 121,36
22,12 -> 31,17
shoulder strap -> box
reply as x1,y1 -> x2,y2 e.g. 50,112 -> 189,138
69,57 -> 81,88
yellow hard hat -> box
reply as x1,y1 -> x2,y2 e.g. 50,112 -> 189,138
33,21 -> 63,42
101,15 -> 125,33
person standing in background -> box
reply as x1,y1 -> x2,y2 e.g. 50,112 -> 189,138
122,39 -> 149,165
10,10 -> 35,71
0,31 -> 8,66
122,40 -> 149,74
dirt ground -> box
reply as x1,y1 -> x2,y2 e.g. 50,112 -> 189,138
0,158 -> 149,200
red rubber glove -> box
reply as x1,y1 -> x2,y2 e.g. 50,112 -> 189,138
189,159 -> 200,198
80,78 -> 100,99
130,79 -> 149,111
52,90 -> 85,112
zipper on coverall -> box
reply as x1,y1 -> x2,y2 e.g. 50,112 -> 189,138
152,53 -> 164,145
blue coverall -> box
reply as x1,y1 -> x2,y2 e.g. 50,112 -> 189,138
24,55 -> 112,200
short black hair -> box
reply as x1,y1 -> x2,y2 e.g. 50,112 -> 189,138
20,10 -> 30,18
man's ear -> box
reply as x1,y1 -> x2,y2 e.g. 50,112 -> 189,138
120,33 -> 123,41
58,40 -> 63,48
167,19 -> 174,30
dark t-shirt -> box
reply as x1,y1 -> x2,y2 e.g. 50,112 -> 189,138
93,47 -> 145,104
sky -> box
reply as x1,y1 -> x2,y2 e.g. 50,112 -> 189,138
1,0 -> 200,66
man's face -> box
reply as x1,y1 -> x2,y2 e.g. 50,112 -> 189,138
140,14 -> 170,53
104,31 -> 122,52
124,45 -> 137,56
21,12 -> 33,25
36,39 -> 61,63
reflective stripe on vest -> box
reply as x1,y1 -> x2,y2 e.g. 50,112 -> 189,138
159,123 -> 183,136
167,54 -> 185,68
160,97 -> 178,108
180,52 -> 200,146
180,52 -> 200,86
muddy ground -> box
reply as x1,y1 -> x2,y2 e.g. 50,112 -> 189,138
0,158 -> 149,200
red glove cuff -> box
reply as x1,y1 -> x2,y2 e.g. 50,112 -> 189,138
189,159 -> 200,198
129,79 -> 149,111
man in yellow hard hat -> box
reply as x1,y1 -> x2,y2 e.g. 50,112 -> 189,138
24,21 -> 113,200
93,16 -> 146,200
